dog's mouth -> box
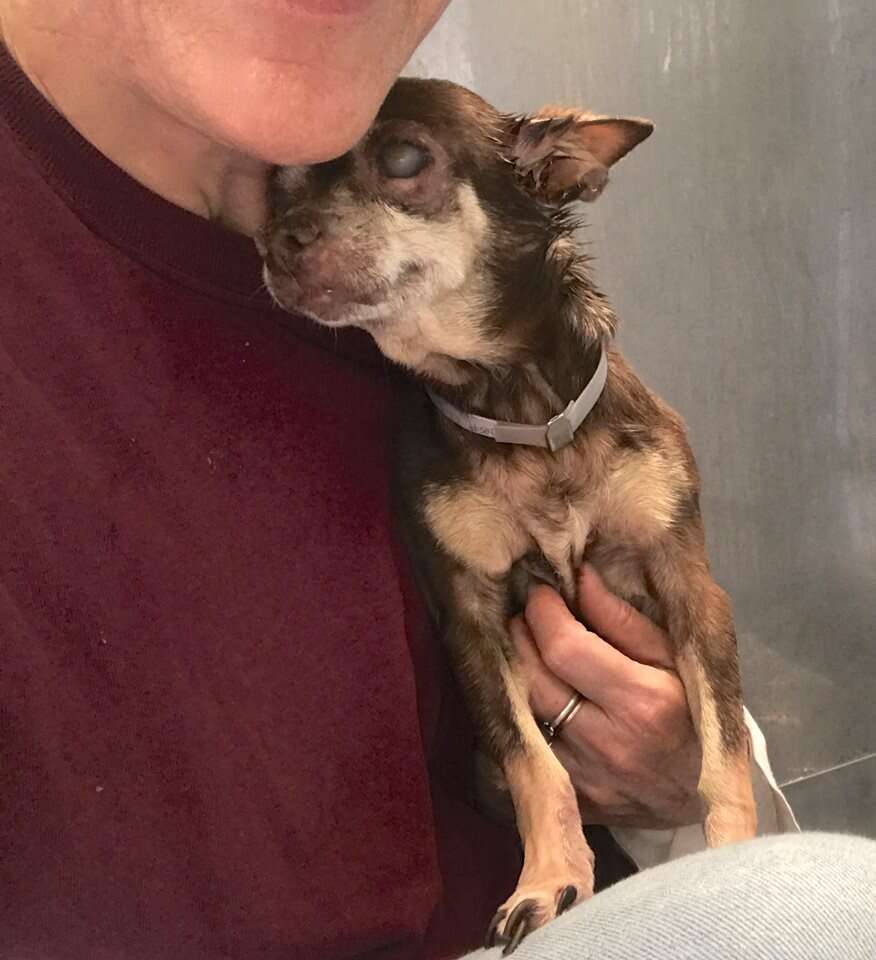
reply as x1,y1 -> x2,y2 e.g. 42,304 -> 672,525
262,268 -> 380,326
262,260 -> 424,327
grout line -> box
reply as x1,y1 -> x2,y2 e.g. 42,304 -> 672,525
780,750 -> 876,789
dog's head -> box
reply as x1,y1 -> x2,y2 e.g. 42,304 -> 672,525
260,78 -> 652,380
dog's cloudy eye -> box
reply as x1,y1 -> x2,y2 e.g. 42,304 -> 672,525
379,141 -> 430,179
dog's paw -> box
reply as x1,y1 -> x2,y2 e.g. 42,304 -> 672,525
485,882 -> 585,955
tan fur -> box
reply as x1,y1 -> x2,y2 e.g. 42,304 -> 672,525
377,183 -> 488,288
596,447 -> 690,553
496,662 -> 594,933
426,484 -> 530,578
676,651 -> 758,844
369,185 -> 508,377
450,570 -> 505,627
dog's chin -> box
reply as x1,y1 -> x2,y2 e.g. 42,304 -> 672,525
290,292 -> 384,328
264,271 -> 389,328
298,300 -> 391,328
263,261 -> 429,330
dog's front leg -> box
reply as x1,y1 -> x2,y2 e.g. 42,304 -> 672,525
446,573 -> 594,953
646,542 -> 757,847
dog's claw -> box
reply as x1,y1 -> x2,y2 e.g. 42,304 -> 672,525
502,899 -> 537,955
557,884 -> 577,915
485,909 -> 508,948
489,879 -> 588,951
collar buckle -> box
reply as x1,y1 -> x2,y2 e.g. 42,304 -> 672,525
545,407 -> 576,452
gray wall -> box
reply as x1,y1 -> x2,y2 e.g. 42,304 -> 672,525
407,0 -> 876,836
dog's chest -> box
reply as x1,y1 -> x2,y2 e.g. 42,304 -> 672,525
423,443 -> 680,594
423,450 -> 592,592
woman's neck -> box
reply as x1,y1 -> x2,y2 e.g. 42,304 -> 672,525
0,2 -> 268,234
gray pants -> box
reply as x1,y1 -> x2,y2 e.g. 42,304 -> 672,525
462,832 -> 876,959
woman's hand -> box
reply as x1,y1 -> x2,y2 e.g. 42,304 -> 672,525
514,564 -> 703,829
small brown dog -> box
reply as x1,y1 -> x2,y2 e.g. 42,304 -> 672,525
259,78 -> 757,953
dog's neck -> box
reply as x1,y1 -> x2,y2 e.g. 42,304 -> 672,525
399,245 -> 616,428
434,333 -> 606,430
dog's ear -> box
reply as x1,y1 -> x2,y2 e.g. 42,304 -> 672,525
508,107 -> 653,204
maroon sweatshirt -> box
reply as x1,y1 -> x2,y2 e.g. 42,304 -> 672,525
0,48 -> 524,960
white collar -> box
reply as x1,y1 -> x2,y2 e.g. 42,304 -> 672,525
426,349 -> 608,453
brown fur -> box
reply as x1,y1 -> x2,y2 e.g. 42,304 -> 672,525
259,77 -> 757,951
